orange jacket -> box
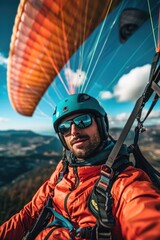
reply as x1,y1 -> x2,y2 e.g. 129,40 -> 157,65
0,160 -> 160,240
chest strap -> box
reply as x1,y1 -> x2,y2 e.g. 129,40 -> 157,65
87,159 -> 132,240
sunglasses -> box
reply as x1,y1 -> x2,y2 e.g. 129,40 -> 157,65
58,114 -> 93,135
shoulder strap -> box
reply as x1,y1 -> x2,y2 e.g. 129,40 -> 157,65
88,157 -> 131,240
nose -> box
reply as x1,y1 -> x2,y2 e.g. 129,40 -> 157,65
70,123 -> 80,135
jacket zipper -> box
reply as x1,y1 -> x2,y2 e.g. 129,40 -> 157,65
64,166 -> 80,219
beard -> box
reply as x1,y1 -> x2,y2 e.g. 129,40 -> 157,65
70,134 -> 101,159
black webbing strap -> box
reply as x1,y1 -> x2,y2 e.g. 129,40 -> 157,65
23,197 -> 53,240
106,53 -> 160,169
106,95 -> 144,168
88,159 -> 131,240
140,70 -> 160,124
88,165 -> 115,240
152,81 -> 160,97
129,144 -> 160,188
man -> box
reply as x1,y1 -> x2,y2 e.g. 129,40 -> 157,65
0,93 -> 160,240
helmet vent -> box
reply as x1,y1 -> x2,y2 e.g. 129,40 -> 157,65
63,106 -> 68,112
78,93 -> 90,102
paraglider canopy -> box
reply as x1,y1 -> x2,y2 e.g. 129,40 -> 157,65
7,0 -> 122,116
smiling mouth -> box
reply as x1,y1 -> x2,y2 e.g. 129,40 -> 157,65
71,137 -> 89,146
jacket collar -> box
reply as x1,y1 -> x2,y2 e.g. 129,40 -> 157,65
65,140 -> 129,167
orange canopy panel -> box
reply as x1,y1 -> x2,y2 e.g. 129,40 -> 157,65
8,0 -> 121,116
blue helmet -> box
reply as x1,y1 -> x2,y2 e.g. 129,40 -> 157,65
53,93 -> 109,148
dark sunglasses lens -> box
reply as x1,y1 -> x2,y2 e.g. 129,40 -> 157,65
58,121 -> 71,135
74,114 -> 92,128
58,114 -> 92,135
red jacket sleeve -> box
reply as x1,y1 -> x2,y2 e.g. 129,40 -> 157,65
112,166 -> 160,240
0,161 -> 63,240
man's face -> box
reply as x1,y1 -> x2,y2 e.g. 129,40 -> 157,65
59,113 -> 101,159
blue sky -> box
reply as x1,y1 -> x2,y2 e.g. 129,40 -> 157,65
0,0 -> 160,135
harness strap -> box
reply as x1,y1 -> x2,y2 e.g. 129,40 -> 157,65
23,197 -> 53,240
43,207 -> 75,240
106,51 -> 160,169
45,207 -> 73,231
106,95 -> 144,168
129,144 -> 160,188
88,158 -> 131,240
152,81 -> 160,96
140,78 -> 160,124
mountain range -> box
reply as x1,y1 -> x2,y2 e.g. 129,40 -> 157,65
0,130 -> 62,187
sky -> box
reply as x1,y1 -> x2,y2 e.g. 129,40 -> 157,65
0,0 -> 160,136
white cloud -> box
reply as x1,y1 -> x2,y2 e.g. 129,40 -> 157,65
99,90 -> 113,99
0,53 -> 8,67
114,112 -> 130,121
99,65 -> 151,103
64,68 -> 86,88
114,64 -> 151,102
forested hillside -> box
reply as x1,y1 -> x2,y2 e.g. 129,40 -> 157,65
0,163 -> 56,224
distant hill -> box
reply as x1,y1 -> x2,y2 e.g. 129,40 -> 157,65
110,125 -> 160,145
0,129 -> 40,136
0,130 -> 62,187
